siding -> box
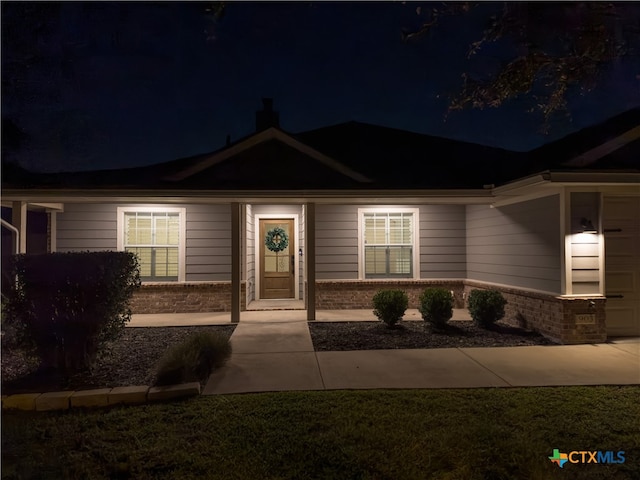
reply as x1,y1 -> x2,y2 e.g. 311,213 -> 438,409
57,203 -> 118,251
570,192 -> 601,294
466,194 -> 561,294
420,205 -> 466,278
316,205 -> 359,279
315,204 -> 467,280
184,204 -> 231,281
57,203 -> 232,282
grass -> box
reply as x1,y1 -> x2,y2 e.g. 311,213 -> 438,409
2,387 -> 639,479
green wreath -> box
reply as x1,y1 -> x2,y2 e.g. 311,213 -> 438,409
265,227 -> 289,253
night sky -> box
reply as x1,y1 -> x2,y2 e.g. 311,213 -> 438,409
3,2 -> 639,173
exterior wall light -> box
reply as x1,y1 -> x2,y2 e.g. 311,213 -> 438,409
581,218 -> 597,233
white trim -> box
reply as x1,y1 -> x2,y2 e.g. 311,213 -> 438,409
491,187 -> 562,208
49,211 -> 57,253
563,125 -> 640,167
559,189 -> 567,295
465,279 -> 563,297
116,206 -> 186,282
166,127 -> 371,183
598,193 -> 605,296
357,207 -> 420,280
254,213 -> 300,300
563,190 -> 573,295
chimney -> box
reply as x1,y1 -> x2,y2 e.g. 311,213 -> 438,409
255,98 -> 280,132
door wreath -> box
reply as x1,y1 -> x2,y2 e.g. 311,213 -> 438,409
265,227 -> 289,252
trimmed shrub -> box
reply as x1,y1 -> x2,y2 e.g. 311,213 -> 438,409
154,332 -> 232,386
372,289 -> 409,328
419,288 -> 454,328
3,251 -> 140,374
467,289 -> 507,328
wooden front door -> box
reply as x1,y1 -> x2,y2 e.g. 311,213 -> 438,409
260,219 -> 295,299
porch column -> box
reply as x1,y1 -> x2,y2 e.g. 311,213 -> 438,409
231,202 -> 242,323
306,202 -> 316,321
48,211 -> 57,253
12,201 -> 27,254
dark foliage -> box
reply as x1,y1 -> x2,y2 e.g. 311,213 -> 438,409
467,289 -> 507,328
419,288 -> 454,328
3,251 -> 140,375
153,331 -> 232,386
372,289 -> 409,328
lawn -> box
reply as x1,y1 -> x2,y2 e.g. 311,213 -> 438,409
2,387 -> 638,480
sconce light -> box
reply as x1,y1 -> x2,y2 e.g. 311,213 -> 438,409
580,218 -> 597,234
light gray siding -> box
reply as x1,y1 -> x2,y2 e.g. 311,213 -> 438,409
315,205 -> 359,279
57,203 -> 118,251
184,204 -> 231,281
466,194 -> 561,293
570,192 -> 601,294
57,203 -> 232,282
420,205 -> 466,278
315,204 -> 467,280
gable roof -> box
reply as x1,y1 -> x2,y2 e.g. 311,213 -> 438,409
527,108 -> 640,172
164,127 -> 372,184
2,108 -> 639,192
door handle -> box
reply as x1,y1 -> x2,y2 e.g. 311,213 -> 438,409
291,255 -> 295,275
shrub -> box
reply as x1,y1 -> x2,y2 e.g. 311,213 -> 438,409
154,331 -> 232,386
372,289 -> 409,328
3,251 -> 140,374
467,289 -> 507,328
419,288 -> 453,328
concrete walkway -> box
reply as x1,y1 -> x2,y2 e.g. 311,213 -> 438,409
194,313 -> 640,395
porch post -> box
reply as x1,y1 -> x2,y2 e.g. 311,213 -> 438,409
306,202 -> 316,321
48,211 -> 57,253
231,202 -> 241,323
12,201 -> 27,254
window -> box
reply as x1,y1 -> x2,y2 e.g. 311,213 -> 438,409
117,207 -> 185,282
359,208 -> 419,279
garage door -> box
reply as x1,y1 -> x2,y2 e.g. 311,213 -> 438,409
603,196 -> 640,337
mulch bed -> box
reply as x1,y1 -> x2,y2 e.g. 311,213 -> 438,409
309,320 -> 555,351
2,320 -> 553,395
1,325 -> 236,395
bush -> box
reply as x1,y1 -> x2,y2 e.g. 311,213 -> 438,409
419,288 -> 454,328
3,251 -> 140,374
372,289 -> 409,328
467,289 -> 507,328
154,332 -> 232,386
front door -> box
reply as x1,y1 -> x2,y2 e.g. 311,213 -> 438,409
260,219 -> 295,299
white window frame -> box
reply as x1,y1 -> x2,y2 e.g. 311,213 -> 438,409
117,206 -> 186,282
357,207 -> 420,280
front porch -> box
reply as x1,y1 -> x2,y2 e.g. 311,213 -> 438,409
128,308 -> 473,327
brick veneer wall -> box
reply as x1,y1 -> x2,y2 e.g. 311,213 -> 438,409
314,280 -> 466,309
130,282 -> 246,314
463,280 -> 606,344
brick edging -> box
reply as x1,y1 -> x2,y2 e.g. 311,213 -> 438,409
1,382 -> 201,412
